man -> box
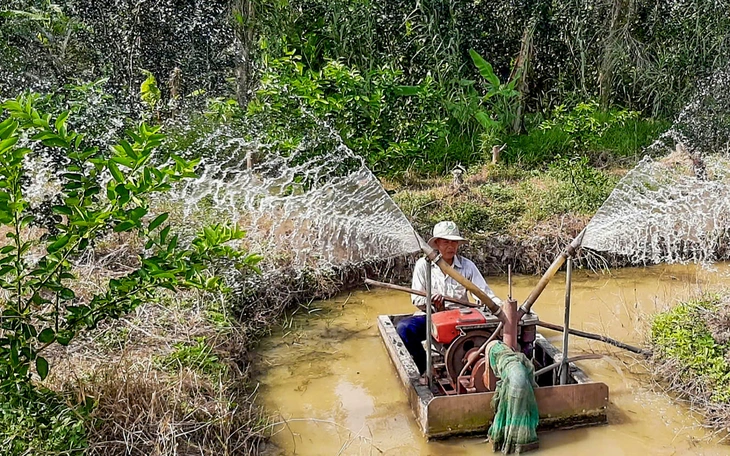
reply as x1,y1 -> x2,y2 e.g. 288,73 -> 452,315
396,220 -> 501,380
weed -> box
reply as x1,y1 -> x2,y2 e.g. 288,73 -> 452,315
651,293 -> 730,403
156,337 -> 227,378
0,387 -> 89,455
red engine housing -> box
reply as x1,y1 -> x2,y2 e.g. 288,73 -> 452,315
431,308 -> 487,344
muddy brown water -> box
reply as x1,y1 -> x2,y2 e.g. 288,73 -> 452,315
258,264 -> 730,455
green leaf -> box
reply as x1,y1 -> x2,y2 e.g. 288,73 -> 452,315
20,215 -> 35,228
59,287 -> 76,300
469,49 -> 501,88
56,331 -> 73,346
148,213 -> 168,231
63,173 -> 83,181
474,111 -> 499,129
36,356 -> 49,380
55,111 -> 69,133
47,235 -> 70,253
111,155 -> 135,168
116,184 -> 130,205
52,205 -> 73,216
41,137 -> 69,148
160,225 -> 171,244
114,221 -> 135,232
130,206 -> 147,221
394,85 -> 419,96
0,136 -> 19,154
109,161 -> 124,182
0,118 -> 18,140
38,328 -> 55,344
119,139 -> 136,158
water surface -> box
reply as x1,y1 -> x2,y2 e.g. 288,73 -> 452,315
258,264 -> 730,455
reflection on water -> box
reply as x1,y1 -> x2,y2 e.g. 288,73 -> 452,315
258,263 -> 730,455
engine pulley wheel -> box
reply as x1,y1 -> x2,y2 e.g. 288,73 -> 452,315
445,330 -> 492,383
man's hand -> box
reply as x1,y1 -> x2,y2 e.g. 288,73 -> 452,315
432,293 -> 445,312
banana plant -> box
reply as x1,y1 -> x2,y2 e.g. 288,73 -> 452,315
467,49 -> 522,145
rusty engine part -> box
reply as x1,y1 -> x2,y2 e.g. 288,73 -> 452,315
430,308 -> 539,395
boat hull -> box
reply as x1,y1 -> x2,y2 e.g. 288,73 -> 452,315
378,314 -> 609,439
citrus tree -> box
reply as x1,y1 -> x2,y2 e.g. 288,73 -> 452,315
0,94 -> 260,390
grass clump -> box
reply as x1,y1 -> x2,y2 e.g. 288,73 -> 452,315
651,292 -> 730,430
156,337 -> 227,378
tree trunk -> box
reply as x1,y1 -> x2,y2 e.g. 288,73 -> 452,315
511,18 -> 536,135
232,0 -> 257,108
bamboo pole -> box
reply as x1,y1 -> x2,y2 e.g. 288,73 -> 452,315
518,229 -> 585,318
364,279 -> 479,308
536,321 -> 651,356
425,257 -> 433,388
560,258 -> 572,385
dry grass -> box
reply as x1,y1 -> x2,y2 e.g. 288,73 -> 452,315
28,220 -> 272,455
45,289 -> 270,455
649,357 -> 730,442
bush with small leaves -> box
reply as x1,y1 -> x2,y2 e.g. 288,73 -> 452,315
0,94 -> 262,454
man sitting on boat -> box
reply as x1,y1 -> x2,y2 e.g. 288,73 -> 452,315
397,220 -> 501,383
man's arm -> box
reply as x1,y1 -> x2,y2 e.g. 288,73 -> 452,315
466,260 -> 503,307
411,258 -> 429,312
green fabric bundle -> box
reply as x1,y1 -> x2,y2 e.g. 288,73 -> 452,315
487,341 -> 539,454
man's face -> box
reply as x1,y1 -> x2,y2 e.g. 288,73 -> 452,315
434,238 -> 459,261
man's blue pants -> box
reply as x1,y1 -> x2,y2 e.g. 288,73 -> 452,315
396,315 -> 427,374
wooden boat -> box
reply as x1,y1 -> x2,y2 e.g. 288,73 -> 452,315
377,313 -> 609,439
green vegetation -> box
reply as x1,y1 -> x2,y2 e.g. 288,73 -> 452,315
652,294 -> 730,403
0,97 -> 261,454
0,387 -> 89,456
156,337 -> 227,378
394,161 -> 617,237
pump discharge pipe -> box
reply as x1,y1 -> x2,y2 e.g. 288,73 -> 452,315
518,229 -> 585,319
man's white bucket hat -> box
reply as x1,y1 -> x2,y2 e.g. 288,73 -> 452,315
428,221 -> 467,247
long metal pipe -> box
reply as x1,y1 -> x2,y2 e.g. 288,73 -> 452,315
518,229 -> 585,318
560,258 -> 572,385
364,279 -> 480,307
503,265 -> 518,350
425,257 -> 433,388
419,239 -> 505,321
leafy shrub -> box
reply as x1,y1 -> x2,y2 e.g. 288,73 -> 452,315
0,386 -> 89,455
538,101 -> 640,151
547,156 -> 617,213
652,294 -> 730,403
247,54 -> 450,176
0,95 -> 261,452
